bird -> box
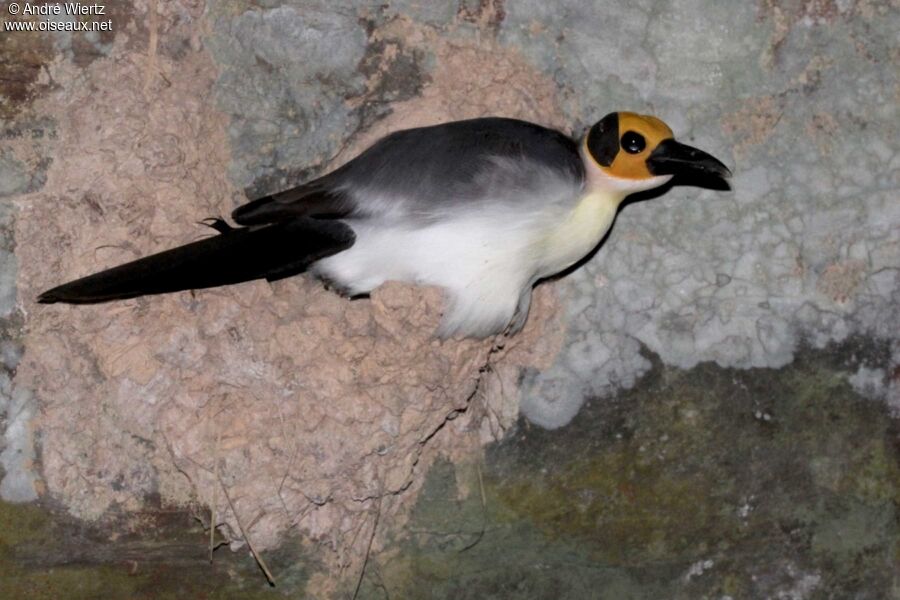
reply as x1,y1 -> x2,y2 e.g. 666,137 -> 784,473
37,112 -> 731,338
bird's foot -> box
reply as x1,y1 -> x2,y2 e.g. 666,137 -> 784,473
503,291 -> 533,337
198,217 -> 234,234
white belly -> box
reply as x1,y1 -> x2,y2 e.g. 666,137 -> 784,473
314,214 -> 532,336
313,191 -> 621,336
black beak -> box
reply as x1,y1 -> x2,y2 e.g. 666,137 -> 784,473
646,139 -> 732,179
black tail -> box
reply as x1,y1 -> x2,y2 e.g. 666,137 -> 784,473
37,217 -> 355,304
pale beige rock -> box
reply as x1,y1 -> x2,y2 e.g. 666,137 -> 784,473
13,6 -> 568,590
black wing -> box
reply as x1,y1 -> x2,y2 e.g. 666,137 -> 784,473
38,218 -> 355,304
232,117 -> 583,225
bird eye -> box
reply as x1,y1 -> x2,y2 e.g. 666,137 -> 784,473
621,131 -> 646,154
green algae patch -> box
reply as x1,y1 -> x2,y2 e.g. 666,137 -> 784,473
360,459 -> 666,600
0,498 -> 53,548
362,345 -> 900,599
0,499 -> 315,599
492,449 -> 736,566
1,560 -> 150,600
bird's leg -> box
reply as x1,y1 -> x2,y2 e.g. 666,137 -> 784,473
198,217 -> 234,235
505,288 -> 533,336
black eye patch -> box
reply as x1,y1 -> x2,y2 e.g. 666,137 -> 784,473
621,131 -> 646,154
587,113 -> 619,167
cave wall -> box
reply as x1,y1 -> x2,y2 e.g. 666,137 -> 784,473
1,0 -> 897,597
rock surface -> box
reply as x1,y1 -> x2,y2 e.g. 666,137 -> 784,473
0,0 -> 897,597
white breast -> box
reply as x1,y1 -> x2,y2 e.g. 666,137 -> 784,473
537,191 -> 620,277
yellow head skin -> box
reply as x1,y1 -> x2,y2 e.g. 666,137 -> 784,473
582,111 -> 730,191
550,111 -> 732,280
582,111 -> 672,181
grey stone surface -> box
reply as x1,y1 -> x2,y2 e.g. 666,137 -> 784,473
505,0 -> 900,428
206,2 -> 370,196
383,0 -> 457,26
0,153 -> 32,199
0,386 -> 38,503
0,158 -> 30,503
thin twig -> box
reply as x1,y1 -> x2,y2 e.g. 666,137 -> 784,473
352,496 -> 382,600
209,426 -> 220,563
218,475 -> 276,586
341,513 -> 370,581
460,462 -> 487,553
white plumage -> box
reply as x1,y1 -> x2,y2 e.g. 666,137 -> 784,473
315,157 -> 648,337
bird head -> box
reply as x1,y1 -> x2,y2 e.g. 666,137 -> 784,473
583,111 -> 731,194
